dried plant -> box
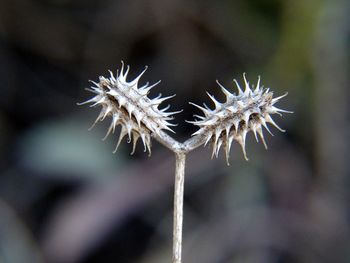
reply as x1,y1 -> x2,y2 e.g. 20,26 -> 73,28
79,62 -> 291,263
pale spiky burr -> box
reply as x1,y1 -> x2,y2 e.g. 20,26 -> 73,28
78,62 -> 180,155
188,74 -> 292,164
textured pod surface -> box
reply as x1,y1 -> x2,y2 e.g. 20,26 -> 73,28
189,74 -> 292,164
79,62 -> 179,155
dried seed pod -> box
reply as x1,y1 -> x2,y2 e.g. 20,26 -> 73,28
188,74 -> 292,164
78,62 -> 179,155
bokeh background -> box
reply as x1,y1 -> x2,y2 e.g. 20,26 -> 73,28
0,0 -> 349,262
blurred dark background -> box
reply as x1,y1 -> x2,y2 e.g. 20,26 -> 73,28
0,0 -> 349,262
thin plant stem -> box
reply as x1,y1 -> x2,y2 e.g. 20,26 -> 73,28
151,131 -> 207,263
173,152 -> 186,263
151,132 -> 207,263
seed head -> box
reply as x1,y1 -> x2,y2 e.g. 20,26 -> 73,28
78,62 -> 179,155
188,74 -> 292,164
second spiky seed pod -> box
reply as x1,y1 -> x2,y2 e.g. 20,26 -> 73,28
189,74 -> 291,164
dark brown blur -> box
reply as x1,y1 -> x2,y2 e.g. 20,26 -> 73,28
0,0 -> 349,262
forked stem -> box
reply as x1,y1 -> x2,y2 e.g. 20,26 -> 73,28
152,131 -> 207,263
173,152 -> 186,263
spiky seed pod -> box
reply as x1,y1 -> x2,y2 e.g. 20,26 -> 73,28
78,62 -> 180,155
188,74 -> 292,164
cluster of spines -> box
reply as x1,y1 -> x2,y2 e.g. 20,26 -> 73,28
189,74 -> 292,164
78,62 -> 180,155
